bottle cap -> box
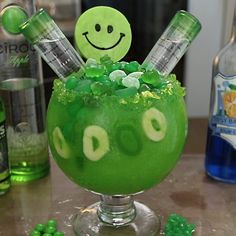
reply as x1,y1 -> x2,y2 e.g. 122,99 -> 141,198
169,10 -> 201,42
19,9 -> 53,44
1,6 -> 28,34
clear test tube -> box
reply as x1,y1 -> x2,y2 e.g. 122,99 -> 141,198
19,8 -> 85,80
142,10 -> 201,77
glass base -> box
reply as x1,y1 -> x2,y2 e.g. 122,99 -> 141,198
73,201 -> 161,236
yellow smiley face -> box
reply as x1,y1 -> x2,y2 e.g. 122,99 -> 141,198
74,6 -> 132,62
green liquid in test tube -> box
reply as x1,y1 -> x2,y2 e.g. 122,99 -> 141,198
142,10 -> 201,77
19,9 -> 85,80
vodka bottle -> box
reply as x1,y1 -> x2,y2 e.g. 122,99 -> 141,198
0,0 -> 49,183
205,5 -> 236,183
0,98 -> 10,194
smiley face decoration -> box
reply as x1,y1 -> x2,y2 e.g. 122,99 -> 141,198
74,6 -> 132,62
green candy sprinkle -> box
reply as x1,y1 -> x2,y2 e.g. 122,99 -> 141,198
42,234 -> 53,236
164,214 -> 196,236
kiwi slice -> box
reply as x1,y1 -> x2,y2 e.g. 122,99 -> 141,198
83,125 -> 110,161
52,127 -> 71,159
142,107 -> 167,142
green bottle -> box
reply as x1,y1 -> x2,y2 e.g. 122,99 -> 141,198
0,1 -> 50,183
0,98 -> 10,195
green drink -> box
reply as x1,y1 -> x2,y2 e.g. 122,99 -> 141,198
47,59 -> 187,195
18,6 -> 199,234
0,4 -> 50,183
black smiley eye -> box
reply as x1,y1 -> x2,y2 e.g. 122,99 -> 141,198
107,25 -> 113,33
95,24 -> 101,32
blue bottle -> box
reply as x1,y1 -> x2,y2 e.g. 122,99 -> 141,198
205,6 -> 236,183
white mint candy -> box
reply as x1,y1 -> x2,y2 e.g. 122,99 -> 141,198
128,71 -> 143,79
109,70 -> 127,82
122,75 -> 140,89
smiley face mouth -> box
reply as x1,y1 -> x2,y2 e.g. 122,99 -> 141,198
82,32 -> 125,50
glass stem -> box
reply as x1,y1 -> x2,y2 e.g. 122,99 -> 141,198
97,195 -> 136,226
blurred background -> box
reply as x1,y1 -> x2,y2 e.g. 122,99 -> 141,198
36,0 -> 235,118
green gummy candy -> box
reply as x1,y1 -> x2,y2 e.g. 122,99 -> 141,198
124,61 -> 140,73
85,64 -> 105,78
95,75 -> 109,83
75,6 -> 132,62
2,6 -> 28,34
105,62 -> 121,73
140,70 -> 162,87
100,55 -> 113,65
75,79 -> 92,94
65,75 -> 78,90
91,81 -> 112,96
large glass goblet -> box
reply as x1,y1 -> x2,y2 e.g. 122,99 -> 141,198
47,77 -> 187,235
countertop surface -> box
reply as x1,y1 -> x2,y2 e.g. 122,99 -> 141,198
1,118 -> 236,236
